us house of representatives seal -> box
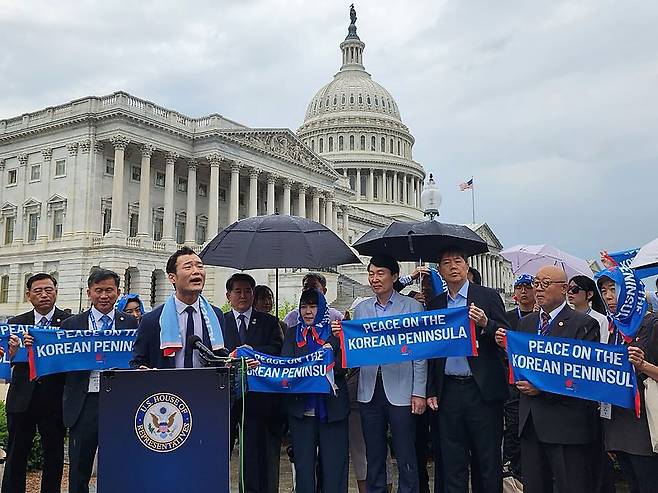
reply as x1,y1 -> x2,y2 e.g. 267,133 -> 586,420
134,393 -> 192,452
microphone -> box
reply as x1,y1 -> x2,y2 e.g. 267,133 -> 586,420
186,335 -> 230,361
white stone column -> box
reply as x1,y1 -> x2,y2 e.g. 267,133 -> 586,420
109,135 -> 130,235
487,255 -> 493,288
368,168 -> 374,201
298,184 -> 307,218
382,171 -> 388,202
355,168 -> 361,201
137,144 -> 153,238
60,144 -> 77,236
417,178 -> 422,207
248,168 -> 259,218
312,190 -> 320,222
325,194 -> 334,230
341,206 -> 350,243
266,174 -> 276,215
184,159 -> 197,244
207,153 -> 221,238
282,179 -> 291,215
319,196 -> 326,224
162,151 -> 178,243
332,201 -> 338,232
393,171 -> 399,203
402,174 -> 408,205
229,162 -> 241,223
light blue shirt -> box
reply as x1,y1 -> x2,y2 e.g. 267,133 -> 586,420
374,292 -> 395,318
444,280 -> 472,376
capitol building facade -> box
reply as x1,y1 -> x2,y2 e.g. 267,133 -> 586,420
0,12 -> 511,317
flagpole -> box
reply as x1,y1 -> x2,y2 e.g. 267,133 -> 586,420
471,179 -> 475,224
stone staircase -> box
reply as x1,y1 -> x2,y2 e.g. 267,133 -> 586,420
332,274 -> 372,312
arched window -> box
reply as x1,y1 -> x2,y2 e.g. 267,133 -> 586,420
349,135 -> 355,150
371,136 -> 376,151
374,97 -> 379,106
359,95 -> 363,104
367,96 -> 371,105
319,99 -> 323,108
333,96 -> 337,105
311,139 -> 315,152
350,94 -> 354,104
328,137 -> 333,152
313,101 -> 317,111
381,137 -> 385,152
319,138 -> 324,153
390,138 -> 394,154
338,136 -> 343,151
397,140 -> 401,155
326,97 -> 330,107
360,135 -> 366,150
341,95 -> 346,104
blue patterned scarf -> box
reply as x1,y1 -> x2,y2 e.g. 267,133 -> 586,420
594,267 -> 647,343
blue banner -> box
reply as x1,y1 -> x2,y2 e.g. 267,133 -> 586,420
339,306 -> 477,368
235,347 -> 335,394
506,330 -> 638,410
0,325 -> 31,379
29,327 -> 138,379
608,248 -> 658,278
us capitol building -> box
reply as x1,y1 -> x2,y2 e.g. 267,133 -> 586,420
0,9 -> 512,317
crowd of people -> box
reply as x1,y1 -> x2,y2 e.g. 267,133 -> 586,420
1,245 -> 658,493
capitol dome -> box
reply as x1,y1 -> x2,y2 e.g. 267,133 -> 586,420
298,6 -> 425,221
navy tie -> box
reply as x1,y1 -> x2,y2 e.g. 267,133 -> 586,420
184,306 -> 196,368
540,312 -> 551,336
238,314 -> 247,345
37,316 -> 48,326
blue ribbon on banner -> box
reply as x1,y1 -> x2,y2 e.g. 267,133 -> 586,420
28,327 -> 138,379
608,248 -> 658,278
506,330 -> 639,412
339,306 -> 477,368
235,347 -> 335,394
0,325 -> 31,379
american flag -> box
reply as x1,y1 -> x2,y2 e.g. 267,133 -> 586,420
459,178 -> 474,191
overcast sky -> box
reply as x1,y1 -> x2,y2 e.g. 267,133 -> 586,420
1,0 -> 657,260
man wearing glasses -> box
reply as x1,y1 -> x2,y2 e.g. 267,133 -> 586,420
496,265 -> 600,493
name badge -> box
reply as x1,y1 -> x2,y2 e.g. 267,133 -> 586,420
600,402 -> 612,420
88,371 -> 101,393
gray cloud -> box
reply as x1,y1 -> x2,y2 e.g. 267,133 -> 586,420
1,0 -> 656,260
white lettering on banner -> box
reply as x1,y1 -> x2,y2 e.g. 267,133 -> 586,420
35,340 -> 134,358
347,326 -> 467,351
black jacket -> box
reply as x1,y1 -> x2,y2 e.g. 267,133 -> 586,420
62,309 -> 138,428
6,307 -> 71,413
427,282 -> 510,402
130,303 -> 227,369
280,327 -> 349,422
516,305 -> 600,444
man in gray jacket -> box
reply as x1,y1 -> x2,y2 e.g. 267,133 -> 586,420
334,254 -> 427,493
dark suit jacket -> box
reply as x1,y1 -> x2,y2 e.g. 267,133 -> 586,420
427,282 -> 510,402
6,307 -> 71,413
505,308 -> 533,331
281,327 -> 349,422
130,303 -> 227,369
62,309 -> 138,428
516,305 -> 600,445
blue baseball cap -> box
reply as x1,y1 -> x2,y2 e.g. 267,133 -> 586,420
514,274 -> 534,287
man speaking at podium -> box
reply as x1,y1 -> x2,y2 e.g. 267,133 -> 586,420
131,246 -> 227,370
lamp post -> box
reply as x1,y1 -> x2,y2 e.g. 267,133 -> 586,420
420,173 -> 442,220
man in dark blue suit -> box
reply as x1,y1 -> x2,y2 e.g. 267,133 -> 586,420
131,246 -> 227,370
62,269 -> 138,493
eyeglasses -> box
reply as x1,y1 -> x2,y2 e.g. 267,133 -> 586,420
532,279 -> 567,290
567,286 -> 582,295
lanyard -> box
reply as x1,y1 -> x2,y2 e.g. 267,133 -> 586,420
89,311 -> 114,332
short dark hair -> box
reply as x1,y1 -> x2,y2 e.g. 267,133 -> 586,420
468,267 -> 482,285
254,285 -> 274,303
302,272 -> 327,288
166,246 -> 198,275
226,273 -> 256,291
368,254 -> 400,276
299,288 -> 320,306
439,249 -> 468,262
26,273 -> 57,290
87,269 -> 120,288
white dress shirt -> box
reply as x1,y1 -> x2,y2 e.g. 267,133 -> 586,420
33,307 -> 56,326
87,307 -> 115,392
538,301 -> 567,334
173,296 -> 204,369
232,306 -> 253,343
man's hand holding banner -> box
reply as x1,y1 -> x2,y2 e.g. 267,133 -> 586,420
506,330 -> 640,414
338,306 -> 478,368
235,346 -> 335,394
0,325 -> 30,378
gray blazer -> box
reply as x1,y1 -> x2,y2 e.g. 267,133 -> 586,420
354,290 -> 427,406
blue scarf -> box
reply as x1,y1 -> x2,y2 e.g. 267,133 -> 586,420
429,268 -> 447,296
296,290 -> 331,421
115,293 -> 145,315
159,294 -> 225,357
594,267 -> 647,343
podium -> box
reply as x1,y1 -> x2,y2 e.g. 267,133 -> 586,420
97,367 -> 234,492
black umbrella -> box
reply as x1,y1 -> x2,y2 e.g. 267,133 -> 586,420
199,214 -> 361,312
352,220 -> 489,262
